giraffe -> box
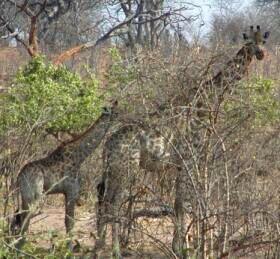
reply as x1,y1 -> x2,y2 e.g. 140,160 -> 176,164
11,101 -> 118,245
94,26 -> 270,258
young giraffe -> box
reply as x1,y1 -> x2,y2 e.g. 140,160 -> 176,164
11,101 -> 118,243
95,26 -> 270,258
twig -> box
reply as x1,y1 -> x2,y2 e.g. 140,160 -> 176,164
130,226 -> 178,259
2,239 -> 38,259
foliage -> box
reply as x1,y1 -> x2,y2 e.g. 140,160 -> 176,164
105,47 -> 140,112
0,222 -> 78,258
0,221 -> 11,259
106,48 -> 137,89
23,232 -> 75,259
105,47 -> 178,114
0,56 -> 104,135
224,77 -> 280,127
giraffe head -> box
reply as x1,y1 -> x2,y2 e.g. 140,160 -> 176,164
101,99 -> 118,117
242,25 -> 270,60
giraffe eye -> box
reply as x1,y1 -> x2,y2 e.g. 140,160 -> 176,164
102,107 -> 111,114
256,50 -> 264,60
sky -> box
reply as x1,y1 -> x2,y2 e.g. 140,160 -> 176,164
186,0 -> 255,37
195,0 -> 254,23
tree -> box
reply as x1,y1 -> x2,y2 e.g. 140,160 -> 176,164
105,0 -> 200,49
0,1 -> 202,64
209,13 -> 248,46
0,56 -> 104,135
208,0 -> 254,47
256,0 -> 280,5
0,0 -> 104,55
53,1 -> 202,64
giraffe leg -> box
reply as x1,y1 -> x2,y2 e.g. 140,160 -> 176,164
95,182 -> 123,258
65,197 -> 75,233
109,169 -> 124,259
64,183 -> 80,253
12,203 -> 30,249
96,169 -> 123,258
172,170 -> 188,259
64,181 -> 79,234
111,197 -> 122,259
94,205 -> 107,258
120,196 -> 134,249
96,180 -> 107,245
13,170 -> 44,248
94,177 -> 112,258
19,202 -> 32,235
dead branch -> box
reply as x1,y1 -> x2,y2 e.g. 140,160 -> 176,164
132,205 -> 174,220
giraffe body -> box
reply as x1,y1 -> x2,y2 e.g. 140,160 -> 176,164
96,118 -> 189,258
16,148 -> 81,235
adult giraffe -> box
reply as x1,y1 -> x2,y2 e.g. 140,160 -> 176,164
94,26 -> 270,258
11,101 -> 118,246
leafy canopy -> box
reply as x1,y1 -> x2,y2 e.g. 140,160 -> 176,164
224,77 -> 280,127
0,56 -> 104,134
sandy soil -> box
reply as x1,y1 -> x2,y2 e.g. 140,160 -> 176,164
28,205 -> 175,258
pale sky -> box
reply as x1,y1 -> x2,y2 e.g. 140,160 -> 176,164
187,0 -> 255,37
196,0 -> 254,20
195,0 -> 255,23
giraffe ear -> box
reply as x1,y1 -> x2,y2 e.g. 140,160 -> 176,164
112,99 -> 118,107
243,33 -> 249,40
263,31 -> 270,39
101,106 -> 111,114
109,99 -> 118,107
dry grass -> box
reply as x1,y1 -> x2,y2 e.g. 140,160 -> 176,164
0,43 -> 279,258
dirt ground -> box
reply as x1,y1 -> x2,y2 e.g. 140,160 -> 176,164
28,203 -> 175,258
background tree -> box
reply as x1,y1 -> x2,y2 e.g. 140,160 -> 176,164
0,0 -> 202,59
256,0 -> 280,5
106,0 -> 200,49
0,0 -> 104,55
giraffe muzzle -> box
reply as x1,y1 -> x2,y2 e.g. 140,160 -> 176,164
256,49 -> 265,60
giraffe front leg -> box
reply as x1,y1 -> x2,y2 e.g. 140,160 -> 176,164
172,202 -> 187,259
96,202 -> 107,243
65,193 -> 76,233
172,171 -> 188,259
112,222 -> 122,259
102,178 -> 123,258
64,191 -> 78,253
64,178 -> 80,234
13,171 -> 44,249
13,203 -> 31,249
112,199 -> 122,259
94,201 -> 123,259
93,180 -> 108,258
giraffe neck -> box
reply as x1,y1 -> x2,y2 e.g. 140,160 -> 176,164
190,44 -> 255,118
46,113 -> 113,167
207,44 -> 254,89
187,44 -> 256,148
67,114 -> 112,165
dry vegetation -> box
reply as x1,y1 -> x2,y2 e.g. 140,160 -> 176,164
0,1 -> 280,258
0,42 -> 279,258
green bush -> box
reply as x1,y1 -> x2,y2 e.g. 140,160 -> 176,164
106,47 -> 136,88
0,56 -> 104,135
224,77 -> 280,127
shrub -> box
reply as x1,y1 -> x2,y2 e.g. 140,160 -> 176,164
0,56 -> 104,135
224,77 -> 280,127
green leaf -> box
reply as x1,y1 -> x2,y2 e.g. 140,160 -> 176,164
0,56 -> 106,135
